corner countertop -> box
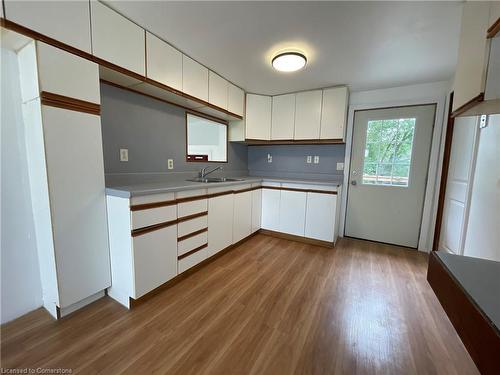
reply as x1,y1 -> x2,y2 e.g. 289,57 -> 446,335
105,176 -> 343,198
436,251 -> 500,331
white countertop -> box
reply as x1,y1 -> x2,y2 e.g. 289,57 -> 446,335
106,176 -> 343,198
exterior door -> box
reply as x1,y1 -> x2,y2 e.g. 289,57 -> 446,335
345,105 -> 436,247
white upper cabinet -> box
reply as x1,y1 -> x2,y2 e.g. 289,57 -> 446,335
209,71 -> 228,110
146,32 -> 182,91
228,83 -> 245,116
320,87 -> 348,140
294,90 -> 322,140
4,0 -> 92,53
453,1 -> 492,112
246,94 -> 272,140
182,55 -> 209,101
91,1 -> 145,75
271,93 -> 296,140
36,42 -> 100,104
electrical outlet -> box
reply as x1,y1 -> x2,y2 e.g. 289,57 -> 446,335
119,148 -> 128,162
167,159 -> 174,170
313,156 -> 320,164
306,156 -> 312,164
336,162 -> 344,171
267,153 -> 272,163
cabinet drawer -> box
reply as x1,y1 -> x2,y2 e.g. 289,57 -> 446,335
131,205 -> 176,230
132,225 -> 177,298
178,232 -> 208,256
178,215 -> 208,237
178,199 -> 208,218
178,245 -> 208,273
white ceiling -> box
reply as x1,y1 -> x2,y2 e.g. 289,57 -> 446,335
106,1 -> 463,95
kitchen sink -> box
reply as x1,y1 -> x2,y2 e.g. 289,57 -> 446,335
186,177 -> 245,183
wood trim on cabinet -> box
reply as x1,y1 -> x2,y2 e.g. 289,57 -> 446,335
487,17 -> 500,39
433,92 -> 455,251
130,199 -> 177,211
131,219 -> 177,237
451,93 -> 484,118
258,229 -> 334,248
178,227 -> 208,242
427,253 -> 500,374
245,139 -> 345,145
176,195 -> 209,204
205,190 -> 235,199
177,211 -> 208,223
178,243 -> 208,260
262,186 -> 337,195
40,92 -> 100,115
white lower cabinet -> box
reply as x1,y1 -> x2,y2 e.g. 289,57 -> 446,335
305,192 -> 337,242
279,190 -> 307,236
208,193 -> 234,257
251,188 -> 262,233
132,225 -> 177,298
261,188 -> 281,231
233,190 -> 252,243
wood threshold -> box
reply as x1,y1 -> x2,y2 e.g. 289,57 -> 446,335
487,17 -> 500,38
259,229 -> 334,248
131,219 -> 177,237
40,91 -> 100,115
177,211 -> 208,223
451,93 -> 484,118
178,227 -> 208,242
178,243 -> 208,260
245,139 -> 345,145
128,231 -> 259,308
261,186 -> 337,195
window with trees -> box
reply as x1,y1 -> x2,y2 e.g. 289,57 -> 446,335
362,118 -> 416,187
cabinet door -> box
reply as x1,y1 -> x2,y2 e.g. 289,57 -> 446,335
209,71 -> 228,110
452,1 -> 491,112
5,0 -> 92,53
294,90 -> 322,139
305,192 -> 336,242
279,190 -> 306,236
41,106 -> 111,307
207,194 -> 234,257
271,93 -> 296,140
132,225 -> 177,298
261,188 -> 280,231
36,42 -> 100,104
320,87 -> 348,140
251,188 -> 262,233
233,191 -> 252,243
146,32 -> 182,91
246,94 -> 272,140
183,55 -> 209,101
91,1 -> 146,75
228,83 -> 244,116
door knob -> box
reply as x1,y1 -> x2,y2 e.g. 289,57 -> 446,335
351,180 -> 357,186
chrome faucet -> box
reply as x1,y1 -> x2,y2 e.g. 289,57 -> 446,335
199,166 -> 223,179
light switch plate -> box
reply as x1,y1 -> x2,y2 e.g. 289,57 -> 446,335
337,162 -> 344,171
167,159 -> 174,170
313,156 -> 320,164
120,148 -> 128,162
306,156 -> 312,163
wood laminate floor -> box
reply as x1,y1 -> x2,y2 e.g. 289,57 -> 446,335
1,235 -> 478,374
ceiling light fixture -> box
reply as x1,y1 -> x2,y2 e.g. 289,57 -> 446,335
272,52 -> 307,72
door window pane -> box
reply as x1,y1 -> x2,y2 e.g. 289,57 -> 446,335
362,118 -> 416,187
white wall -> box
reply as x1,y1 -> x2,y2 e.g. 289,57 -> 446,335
1,48 -> 43,323
463,114 -> 500,261
341,80 -> 452,251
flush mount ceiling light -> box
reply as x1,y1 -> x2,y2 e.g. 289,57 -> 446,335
272,52 -> 307,72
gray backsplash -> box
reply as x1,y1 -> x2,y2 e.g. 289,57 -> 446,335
248,144 -> 346,180
100,83 -> 345,186
100,83 -> 248,185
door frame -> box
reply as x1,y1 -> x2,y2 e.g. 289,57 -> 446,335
340,92 -> 449,251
